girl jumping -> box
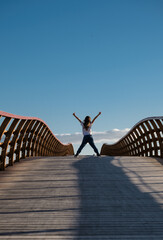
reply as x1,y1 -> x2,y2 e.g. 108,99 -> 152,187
73,112 -> 101,157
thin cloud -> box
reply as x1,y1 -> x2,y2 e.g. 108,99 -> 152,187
56,128 -> 130,145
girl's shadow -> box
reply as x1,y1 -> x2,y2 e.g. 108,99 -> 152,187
73,156 -> 163,238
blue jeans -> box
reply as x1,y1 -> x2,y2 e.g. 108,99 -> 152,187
76,135 -> 100,156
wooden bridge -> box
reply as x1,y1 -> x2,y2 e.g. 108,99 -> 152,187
0,111 -> 163,239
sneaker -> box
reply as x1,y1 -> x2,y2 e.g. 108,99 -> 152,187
74,154 -> 78,158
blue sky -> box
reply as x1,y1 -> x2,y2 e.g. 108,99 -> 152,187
0,0 -> 163,154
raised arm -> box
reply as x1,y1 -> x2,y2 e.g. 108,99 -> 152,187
73,113 -> 82,123
91,112 -> 101,124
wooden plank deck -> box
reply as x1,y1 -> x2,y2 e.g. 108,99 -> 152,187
0,156 -> 163,239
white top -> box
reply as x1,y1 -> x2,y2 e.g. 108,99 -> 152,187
81,122 -> 92,136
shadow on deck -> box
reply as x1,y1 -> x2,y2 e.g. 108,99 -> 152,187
0,156 -> 163,239
73,156 -> 163,239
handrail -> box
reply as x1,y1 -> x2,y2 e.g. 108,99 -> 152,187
100,116 -> 163,158
0,111 -> 74,170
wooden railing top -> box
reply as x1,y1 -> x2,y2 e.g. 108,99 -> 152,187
0,110 -> 44,121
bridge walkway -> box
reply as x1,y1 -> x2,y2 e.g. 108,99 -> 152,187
0,156 -> 163,239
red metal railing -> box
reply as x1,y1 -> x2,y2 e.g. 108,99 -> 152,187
0,111 -> 74,170
101,116 -> 163,158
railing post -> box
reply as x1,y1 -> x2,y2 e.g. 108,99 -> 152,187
31,122 -> 43,157
26,121 -> 39,158
15,120 -> 31,162
9,120 -> 26,166
34,124 -> 45,156
1,119 -> 19,169
0,117 -> 12,170
42,130 -> 51,156
39,127 -> 49,156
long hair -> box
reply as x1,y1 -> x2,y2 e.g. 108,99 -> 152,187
83,116 -> 91,130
